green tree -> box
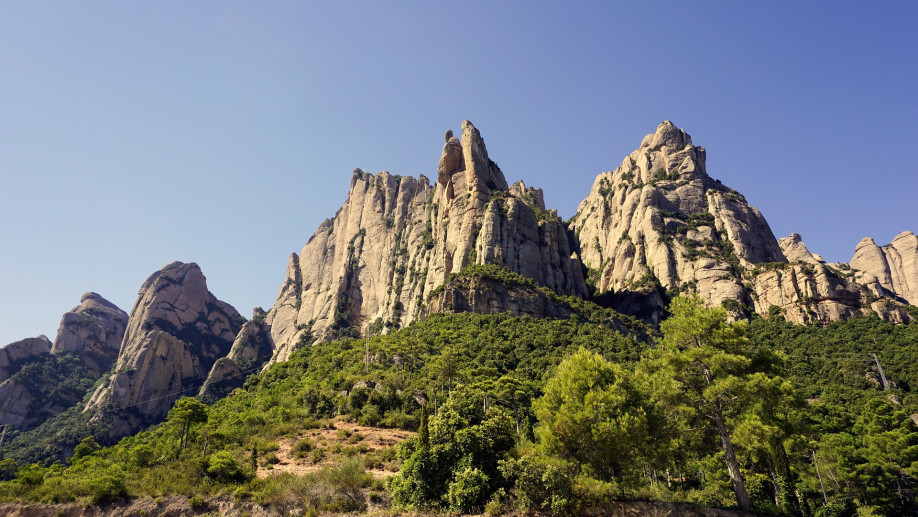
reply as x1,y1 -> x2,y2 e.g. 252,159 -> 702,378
643,296 -> 795,511
167,397 -> 208,451
534,348 -> 648,484
71,435 -> 101,460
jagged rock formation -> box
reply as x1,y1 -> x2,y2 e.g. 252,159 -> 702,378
0,293 -> 128,429
0,336 -> 51,382
266,120 -> 586,363
199,308 -> 273,402
51,292 -> 129,372
570,122 -> 908,324
84,262 -> 242,439
779,233 -> 825,265
850,231 -> 918,305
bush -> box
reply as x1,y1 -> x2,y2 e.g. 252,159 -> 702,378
292,438 -> 314,458
500,455 -> 579,515
188,495 -> 206,509
206,451 -> 250,483
86,473 -> 127,505
447,467 -> 489,513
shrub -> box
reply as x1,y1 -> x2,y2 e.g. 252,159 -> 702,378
86,473 -> 127,505
447,466 -> 489,513
292,438 -> 314,458
206,451 -> 250,483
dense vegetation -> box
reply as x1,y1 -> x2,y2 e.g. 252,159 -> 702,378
0,297 -> 916,516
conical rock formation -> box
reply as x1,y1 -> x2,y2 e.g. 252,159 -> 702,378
571,122 -> 908,324
266,121 -> 586,363
51,292 -> 129,372
84,262 -> 242,439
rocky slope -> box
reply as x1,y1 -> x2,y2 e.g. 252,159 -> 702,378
84,262 -> 242,439
850,231 -> 918,305
570,122 -> 908,324
266,121 -> 586,363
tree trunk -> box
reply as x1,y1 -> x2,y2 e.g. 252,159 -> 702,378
712,400 -> 752,511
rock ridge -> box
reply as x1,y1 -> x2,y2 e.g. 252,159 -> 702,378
265,121 -> 587,363
570,121 -> 909,324
84,262 -> 242,440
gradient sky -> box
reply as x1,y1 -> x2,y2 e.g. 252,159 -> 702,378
1,2 -> 916,346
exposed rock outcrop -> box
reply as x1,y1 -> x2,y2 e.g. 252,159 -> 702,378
779,233 -> 824,265
266,121 -> 586,363
0,336 -> 51,382
84,262 -> 242,439
51,292 -> 129,372
850,232 -> 918,305
426,276 -> 576,320
199,308 -> 274,402
570,121 -> 908,324
0,294 -> 128,430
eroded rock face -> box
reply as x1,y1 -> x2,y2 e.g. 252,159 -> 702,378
426,276 -> 576,320
51,292 -> 129,372
84,262 -> 242,439
266,120 -> 587,363
570,122 -> 907,323
0,336 -> 51,382
0,294 -> 128,430
779,233 -> 823,265
850,232 -> 918,305
199,308 -> 273,402
570,121 -> 783,314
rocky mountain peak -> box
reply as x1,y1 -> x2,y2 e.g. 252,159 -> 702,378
50,292 -> 128,372
850,231 -> 918,305
0,336 -> 52,383
779,233 -> 824,265
84,261 -> 242,439
264,121 -> 586,362
571,121 -> 908,324
644,120 -> 694,152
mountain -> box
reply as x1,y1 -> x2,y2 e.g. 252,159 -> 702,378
0,120 -> 914,462
850,231 -> 918,305
83,261 -> 243,439
265,120 -> 586,364
0,293 -> 127,430
568,121 -> 910,324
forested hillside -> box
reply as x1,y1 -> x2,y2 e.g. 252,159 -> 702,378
1,291 -> 916,516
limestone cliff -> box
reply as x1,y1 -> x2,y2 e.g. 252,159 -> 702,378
850,231 -> 918,305
84,262 -> 242,439
266,121 -> 586,363
570,122 -> 907,324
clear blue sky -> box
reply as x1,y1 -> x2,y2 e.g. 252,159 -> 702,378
1,2 -> 916,345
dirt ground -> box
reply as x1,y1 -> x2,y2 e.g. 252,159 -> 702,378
256,417 -> 414,479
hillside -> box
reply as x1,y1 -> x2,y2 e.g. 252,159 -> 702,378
1,297 -> 916,515
0,121 -> 916,516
